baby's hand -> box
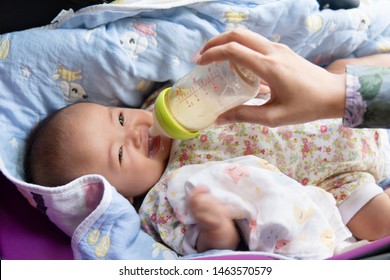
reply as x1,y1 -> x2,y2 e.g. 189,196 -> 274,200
188,187 -> 240,252
188,187 -> 230,230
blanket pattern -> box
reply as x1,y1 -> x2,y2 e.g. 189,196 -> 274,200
0,0 -> 389,259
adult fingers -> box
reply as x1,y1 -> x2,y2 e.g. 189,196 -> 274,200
197,41 -> 261,64
216,103 -> 297,128
200,29 -> 273,55
197,41 -> 272,81
216,104 -> 271,125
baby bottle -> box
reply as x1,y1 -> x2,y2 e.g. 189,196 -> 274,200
149,61 -> 261,140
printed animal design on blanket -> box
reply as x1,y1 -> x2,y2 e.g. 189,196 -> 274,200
306,14 -> 324,33
294,205 -> 314,224
120,21 -> 158,60
223,8 -> 249,30
320,228 -> 335,249
256,158 -> 280,172
223,163 -> 250,184
51,65 -> 88,102
0,35 -> 10,60
56,64 -> 82,81
3,0 -> 390,260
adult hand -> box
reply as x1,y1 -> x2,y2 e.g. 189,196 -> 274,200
196,29 -> 346,127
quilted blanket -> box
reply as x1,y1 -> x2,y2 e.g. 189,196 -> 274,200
0,0 -> 389,259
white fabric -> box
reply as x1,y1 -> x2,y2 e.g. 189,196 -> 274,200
167,156 -> 352,259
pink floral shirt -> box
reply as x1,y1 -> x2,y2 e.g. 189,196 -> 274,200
139,118 -> 387,255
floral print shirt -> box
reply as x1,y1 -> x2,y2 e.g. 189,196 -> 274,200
344,65 -> 390,128
139,118 -> 388,255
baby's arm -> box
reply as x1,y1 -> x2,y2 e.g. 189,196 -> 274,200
188,188 -> 240,252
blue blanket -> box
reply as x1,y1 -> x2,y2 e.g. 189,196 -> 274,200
1,0 -> 389,259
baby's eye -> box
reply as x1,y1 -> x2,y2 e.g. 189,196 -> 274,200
118,112 -> 124,126
118,146 -> 123,163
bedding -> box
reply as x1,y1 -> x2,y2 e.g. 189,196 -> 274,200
0,0 -> 390,260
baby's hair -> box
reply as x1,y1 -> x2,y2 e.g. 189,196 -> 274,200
24,104 -> 81,187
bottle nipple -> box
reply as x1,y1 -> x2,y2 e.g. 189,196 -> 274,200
149,122 -> 161,137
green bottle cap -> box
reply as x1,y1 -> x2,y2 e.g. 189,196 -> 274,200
154,87 -> 200,140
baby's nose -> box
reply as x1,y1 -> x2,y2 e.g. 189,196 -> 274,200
126,127 -> 141,148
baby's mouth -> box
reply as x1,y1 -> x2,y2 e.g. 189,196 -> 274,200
148,135 -> 161,157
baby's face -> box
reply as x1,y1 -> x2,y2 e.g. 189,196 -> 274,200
63,102 -> 172,201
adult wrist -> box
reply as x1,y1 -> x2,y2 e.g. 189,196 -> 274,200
324,72 -> 346,120
342,65 -> 365,127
